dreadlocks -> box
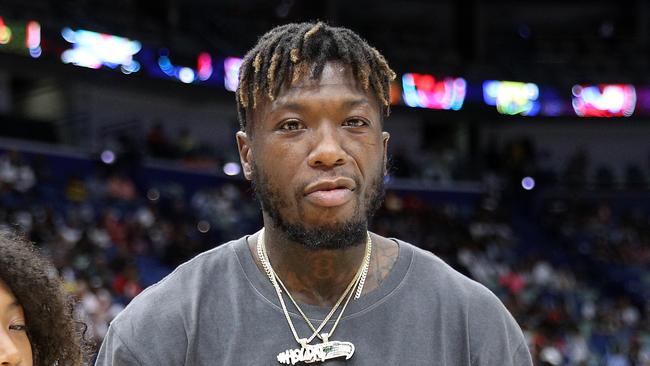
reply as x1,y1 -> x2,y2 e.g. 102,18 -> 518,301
236,22 -> 396,132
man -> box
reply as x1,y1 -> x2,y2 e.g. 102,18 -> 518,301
96,22 -> 532,365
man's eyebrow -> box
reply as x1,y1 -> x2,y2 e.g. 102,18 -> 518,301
271,102 -> 307,113
343,98 -> 371,108
271,98 -> 371,113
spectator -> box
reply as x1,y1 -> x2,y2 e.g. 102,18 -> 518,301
0,231 -> 87,365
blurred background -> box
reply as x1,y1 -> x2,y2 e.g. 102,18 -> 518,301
0,0 -> 648,364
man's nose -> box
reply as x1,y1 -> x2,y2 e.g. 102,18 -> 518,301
0,330 -> 22,365
307,125 -> 348,169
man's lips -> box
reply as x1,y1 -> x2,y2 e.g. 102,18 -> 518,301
303,178 -> 356,207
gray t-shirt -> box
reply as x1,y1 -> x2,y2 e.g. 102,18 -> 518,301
96,236 -> 532,365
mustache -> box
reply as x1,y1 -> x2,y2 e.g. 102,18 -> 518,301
296,173 -> 361,195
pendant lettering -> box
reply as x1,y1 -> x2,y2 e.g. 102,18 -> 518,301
277,341 -> 355,365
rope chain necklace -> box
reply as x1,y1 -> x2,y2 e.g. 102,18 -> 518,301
257,228 -> 372,365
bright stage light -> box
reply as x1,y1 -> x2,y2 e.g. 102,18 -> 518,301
572,84 -> 636,117
0,17 -> 41,57
26,21 -> 40,48
521,177 -> 535,190
197,52 -> 213,81
178,67 -> 195,83
223,162 -> 241,176
101,150 -> 116,165
0,17 -> 12,45
483,80 -> 540,116
156,49 -> 213,84
224,57 -> 243,92
61,28 -> 141,71
402,73 -> 466,110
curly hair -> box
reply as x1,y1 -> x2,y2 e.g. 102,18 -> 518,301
0,231 -> 86,366
236,21 -> 396,133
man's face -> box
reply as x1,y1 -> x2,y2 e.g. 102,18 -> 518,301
237,61 -> 389,249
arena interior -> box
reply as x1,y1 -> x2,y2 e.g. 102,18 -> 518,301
0,0 -> 649,364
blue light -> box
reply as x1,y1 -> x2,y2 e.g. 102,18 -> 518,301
29,46 -> 41,58
521,176 -> 535,190
402,74 -> 420,108
101,150 -> 115,165
121,61 -> 140,74
223,162 -> 241,176
158,56 -> 174,75
61,27 -> 76,43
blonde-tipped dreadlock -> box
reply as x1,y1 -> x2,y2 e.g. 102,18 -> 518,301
236,22 -> 396,133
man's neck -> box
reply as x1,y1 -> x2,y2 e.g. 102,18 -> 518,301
248,220 -> 400,308
260,222 -> 367,307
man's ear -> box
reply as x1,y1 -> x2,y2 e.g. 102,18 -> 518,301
236,131 -> 254,180
382,131 -> 390,176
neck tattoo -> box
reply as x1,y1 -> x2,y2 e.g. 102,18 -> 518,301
257,228 -> 372,365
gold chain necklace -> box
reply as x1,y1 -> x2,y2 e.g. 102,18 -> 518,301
257,228 -> 372,365
259,231 -> 372,340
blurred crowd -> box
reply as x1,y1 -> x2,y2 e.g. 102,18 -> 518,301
375,190 -> 649,365
1,147 -> 649,365
0,148 -> 259,346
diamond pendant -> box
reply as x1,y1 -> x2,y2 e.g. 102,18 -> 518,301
277,336 -> 355,365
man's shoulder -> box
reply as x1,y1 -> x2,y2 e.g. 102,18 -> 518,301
400,241 -> 489,292
396,239 -> 511,315
110,236 -> 247,327
396,239 -> 530,363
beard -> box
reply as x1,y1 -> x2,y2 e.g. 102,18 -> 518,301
251,164 -> 385,250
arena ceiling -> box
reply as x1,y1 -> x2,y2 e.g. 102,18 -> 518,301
0,0 -> 643,79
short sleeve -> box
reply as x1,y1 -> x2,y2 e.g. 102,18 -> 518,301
467,284 -> 533,366
95,323 -> 143,366
512,341 -> 534,366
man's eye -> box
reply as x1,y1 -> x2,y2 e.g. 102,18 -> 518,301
9,324 -> 27,332
279,120 -> 304,131
343,118 -> 368,127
